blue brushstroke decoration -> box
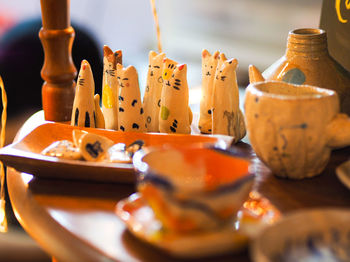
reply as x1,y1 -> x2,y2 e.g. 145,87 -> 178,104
282,68 -> 306,85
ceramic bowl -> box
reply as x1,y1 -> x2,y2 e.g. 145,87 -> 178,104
133,145 -> 254,233
251,208 -> 350,262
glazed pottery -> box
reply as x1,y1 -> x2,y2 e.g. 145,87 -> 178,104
117,64 -> 145,132
244,81 -> 350,179
198,49 -> 219,134
101,46 -> 122,130
134,146 -> 254,233
251,208 -> 350,262
159,62 -> 192,134
143,51 -> 165,132
71,60 -> 96,128
0,122 -> 233,183
249,28 -> 350,116
212,58 -> 246,142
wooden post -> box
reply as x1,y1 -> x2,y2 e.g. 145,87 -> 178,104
39,0 -> 76,121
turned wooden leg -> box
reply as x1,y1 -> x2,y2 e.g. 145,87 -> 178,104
39,0 -> 77,122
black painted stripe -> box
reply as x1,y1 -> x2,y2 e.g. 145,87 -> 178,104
74,108 -> 79,126
85,112 -> 90,127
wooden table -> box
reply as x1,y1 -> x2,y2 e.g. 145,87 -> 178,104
6,112 -> 350,262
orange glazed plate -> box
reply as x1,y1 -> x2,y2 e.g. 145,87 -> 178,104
0,123 -> 233,183
116,192 -> 280,258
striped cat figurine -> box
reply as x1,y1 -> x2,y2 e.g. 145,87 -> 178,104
71,60 -> 96,128
159,63 -> 192,134
143,51 -> 166,132
101,45 -> 122,130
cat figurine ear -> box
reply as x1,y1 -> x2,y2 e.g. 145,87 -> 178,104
143,51 -> 166,132
101,45 -> 122,130
94,94 -> 105,129
159,63 -> 191,134
117,64 -> 145,132
212,58 -> 246,142
162,58 -> 178,83
71,60 -> 96,128
198,49 -> 220,134
248,64 -> 265,83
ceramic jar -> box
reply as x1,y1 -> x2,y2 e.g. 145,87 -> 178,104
249,28 -> 350,116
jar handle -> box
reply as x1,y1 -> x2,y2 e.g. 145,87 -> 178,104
326,113 -> 350,148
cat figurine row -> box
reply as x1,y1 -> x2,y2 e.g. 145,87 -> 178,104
199,49 -> 246,143
71,47 -> 244,141
71,46 -> 192,135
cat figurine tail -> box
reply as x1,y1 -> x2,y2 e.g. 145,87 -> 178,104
198,49 -> 219,134
159,62 -> 191,134
94,94 -> 105,129
117,64 -> 145,132
212,58 -> 246,143
71,60 -> 96,128
143,51 -> 166,132
101,45 -> 122,130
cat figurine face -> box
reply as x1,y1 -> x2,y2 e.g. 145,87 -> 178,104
117,64 -> 145,132
143,51 -> 166,132
102,45 -> 122,130
198,49 -> 219,134
212,58 -> 246,142
159,63 -> 191,134
162,58 -> 178,87
71,60 -> 96,128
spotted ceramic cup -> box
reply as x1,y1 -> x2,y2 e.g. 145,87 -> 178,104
244,81 -> 350,179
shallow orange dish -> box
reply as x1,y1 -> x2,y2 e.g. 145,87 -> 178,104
0,123 -> 233,183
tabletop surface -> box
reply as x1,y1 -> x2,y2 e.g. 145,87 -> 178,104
6,111 -> 350,262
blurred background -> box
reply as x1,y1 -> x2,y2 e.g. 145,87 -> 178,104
0,0 -> 322,261
0,0 -> 322,116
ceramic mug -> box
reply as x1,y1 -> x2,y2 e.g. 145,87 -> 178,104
244,81 -> 350,179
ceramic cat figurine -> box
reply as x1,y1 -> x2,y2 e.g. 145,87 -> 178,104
143,51 -> 166,132
101,45 -> 122,130
71,60 -> 96,128
198,49 -> 220,134
212,58 -> 246,142
117,64 -> 145,132
159,63 -> 191,134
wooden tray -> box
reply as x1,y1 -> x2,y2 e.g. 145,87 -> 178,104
0,123 -> 233,183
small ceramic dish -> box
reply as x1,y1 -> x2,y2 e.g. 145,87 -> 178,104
336,159 -> 350,190
0,123 -> 233,183
116,192 -> 280,258
251,208 -> 350,262
133,146 -> 255,232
